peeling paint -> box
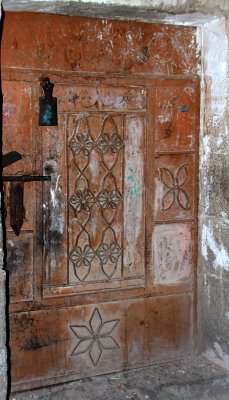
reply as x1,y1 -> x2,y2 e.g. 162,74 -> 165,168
202,222 -> 229,270
205,342 -> 229,371
202,135 -> 211,166
154,223 -> 193,285
50,215 -> 65,236
203,18 -> 228,120
50,174 -> 61,208
89,150 -> 100,184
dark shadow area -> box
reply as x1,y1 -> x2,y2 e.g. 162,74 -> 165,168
0,6 -> 11,399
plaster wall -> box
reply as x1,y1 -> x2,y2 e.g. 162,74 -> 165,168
1,0 -> 229,398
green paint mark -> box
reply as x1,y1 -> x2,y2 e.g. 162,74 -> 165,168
127,167 -> 141,198
41,104 -> 53,125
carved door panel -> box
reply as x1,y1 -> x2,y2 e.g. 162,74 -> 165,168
2,13 -> 199,392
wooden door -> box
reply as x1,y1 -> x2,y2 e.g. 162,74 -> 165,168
1,12 -> 199,392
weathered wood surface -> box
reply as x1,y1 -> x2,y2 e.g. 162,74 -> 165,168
2,12 -> 199,391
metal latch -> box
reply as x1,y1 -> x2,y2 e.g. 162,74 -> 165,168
2,175 -> 51,182
2,151 -> 51,236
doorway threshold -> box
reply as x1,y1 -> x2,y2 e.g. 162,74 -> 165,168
10,355 -> 229,400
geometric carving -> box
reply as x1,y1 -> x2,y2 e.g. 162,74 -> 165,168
69,132 -> 94,156
69,243 -> 121,282
68,114 -> 124,282
70,245 -> 95,268
69,115 -> 123,156
69,188 -> 122,213
69,246 -> 93,281
97,189 -> 122,209
97,243 -> 121,265
69,117 -> 94,156
70,308 -> 119,366
69,189 -> 95,213
159,163 -> 189,211
97,132 -> 123,154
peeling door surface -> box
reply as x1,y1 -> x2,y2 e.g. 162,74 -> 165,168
1,13 -> 199,391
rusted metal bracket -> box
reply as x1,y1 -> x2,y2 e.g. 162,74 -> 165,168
2,151 -> 51,236
9,182 -> 24,236
2,151 -> 22,168
3,175 -> 51,236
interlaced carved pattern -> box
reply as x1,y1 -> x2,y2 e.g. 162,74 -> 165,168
69,115 -> 124,282
159,163 -> 190,211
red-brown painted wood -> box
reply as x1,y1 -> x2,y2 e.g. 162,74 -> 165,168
1,12 -> 199,392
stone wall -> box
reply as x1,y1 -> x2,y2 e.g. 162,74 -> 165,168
1,0 -> 229,398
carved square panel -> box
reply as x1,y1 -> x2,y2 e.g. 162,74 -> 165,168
153,223 -> 194,285
154,154 -> 195,221
155,84 -> 198,152
68,303 -> 123,373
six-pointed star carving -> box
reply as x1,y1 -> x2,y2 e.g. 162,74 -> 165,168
70,308 -> 120,366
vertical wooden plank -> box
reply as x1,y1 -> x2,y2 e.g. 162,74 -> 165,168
42,115 -> 68,284
123,115 -> 145,278
7,233 -> 33,302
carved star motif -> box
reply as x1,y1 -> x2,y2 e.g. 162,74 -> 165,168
70,308 -> 119,366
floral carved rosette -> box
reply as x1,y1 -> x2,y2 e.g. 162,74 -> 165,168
97,132 -> 123,154
70,245 -> 95,281
69,188 -> 95,213
97,189 -> 122,209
